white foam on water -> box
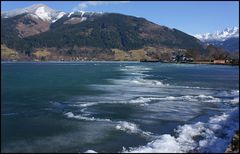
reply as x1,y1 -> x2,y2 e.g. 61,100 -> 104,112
84,150 -> 97,153
129,72 -> 148,76
71,96 -> 155,108
231,90 -> 239,96
128,97 -> 151,105
115,121 -> 139,133
181,95 -> 220,102
109,78 -> 167,87
65,113 -> 154,140
123,66 -> 152,71
115,121 -> 154,139
120,68 -> 150,73
217,89 -> 239,97
119,66 -> 153,77
228,90 -> 239,105
76,102 -> 99,107
70,94 -> 222,109
119,65 -> 167,87
64,112 -> 111,122
139,95 -> 221,103
195,95 -> 221,103
122,107 -> 239,153
230,97 -> 239,104
131,78 -> 167,86
174,85 -> 213,90
123,134 -> 182,153
109,78 -> 208,92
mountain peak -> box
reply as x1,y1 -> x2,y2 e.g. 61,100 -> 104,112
2,4 -> 66,22
31,5 -> 53,21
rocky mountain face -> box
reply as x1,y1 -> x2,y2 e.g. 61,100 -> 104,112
15,14 -> 51,38
195,27 -> 239,52
0,4 -> 224,61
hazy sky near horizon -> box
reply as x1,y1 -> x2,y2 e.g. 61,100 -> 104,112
1,1 -> 239,35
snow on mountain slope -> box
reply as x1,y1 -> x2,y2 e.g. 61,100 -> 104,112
1,4 -> 105,23
1,4 -> 65,23
195,27 -> 239,42
34,6 -> 52,21
52,12 -> 66,23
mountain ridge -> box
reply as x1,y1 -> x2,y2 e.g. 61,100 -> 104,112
1,4 -> 237,61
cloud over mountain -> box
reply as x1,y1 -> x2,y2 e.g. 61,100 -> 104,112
73,1 -> 129,11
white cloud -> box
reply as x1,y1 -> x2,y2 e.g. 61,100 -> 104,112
73,1 -> 129,11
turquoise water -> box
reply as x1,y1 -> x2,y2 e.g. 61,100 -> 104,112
1,62 -> 239,153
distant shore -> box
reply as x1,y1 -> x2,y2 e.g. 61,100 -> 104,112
140,59 -> 239,66
162,61 -> 239,66
1,60 -> 239,66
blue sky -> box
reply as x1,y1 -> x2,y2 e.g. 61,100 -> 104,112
1,1 -> 239,35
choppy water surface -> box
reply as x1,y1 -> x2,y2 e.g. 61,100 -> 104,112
1,62 -> 239,153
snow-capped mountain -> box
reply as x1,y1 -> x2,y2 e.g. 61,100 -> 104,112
2,3 -> 206,61
194,27 -> 239,52
195,27 -> 239,42
1,4 -> 106,23
1,4 -> 66,23
1,4 -> 106,38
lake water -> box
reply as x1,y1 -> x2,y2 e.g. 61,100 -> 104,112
1,62 -> 239,153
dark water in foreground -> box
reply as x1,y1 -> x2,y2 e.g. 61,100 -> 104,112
1,62 -> 239,153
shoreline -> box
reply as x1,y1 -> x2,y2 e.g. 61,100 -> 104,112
160,61 -> 239,66
1,60 -> 239,66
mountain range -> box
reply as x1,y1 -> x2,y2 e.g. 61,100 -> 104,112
1,4 -> 238,61
195,27 -> 239,52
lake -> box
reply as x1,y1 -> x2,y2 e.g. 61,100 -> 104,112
1,62 -> 239,153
